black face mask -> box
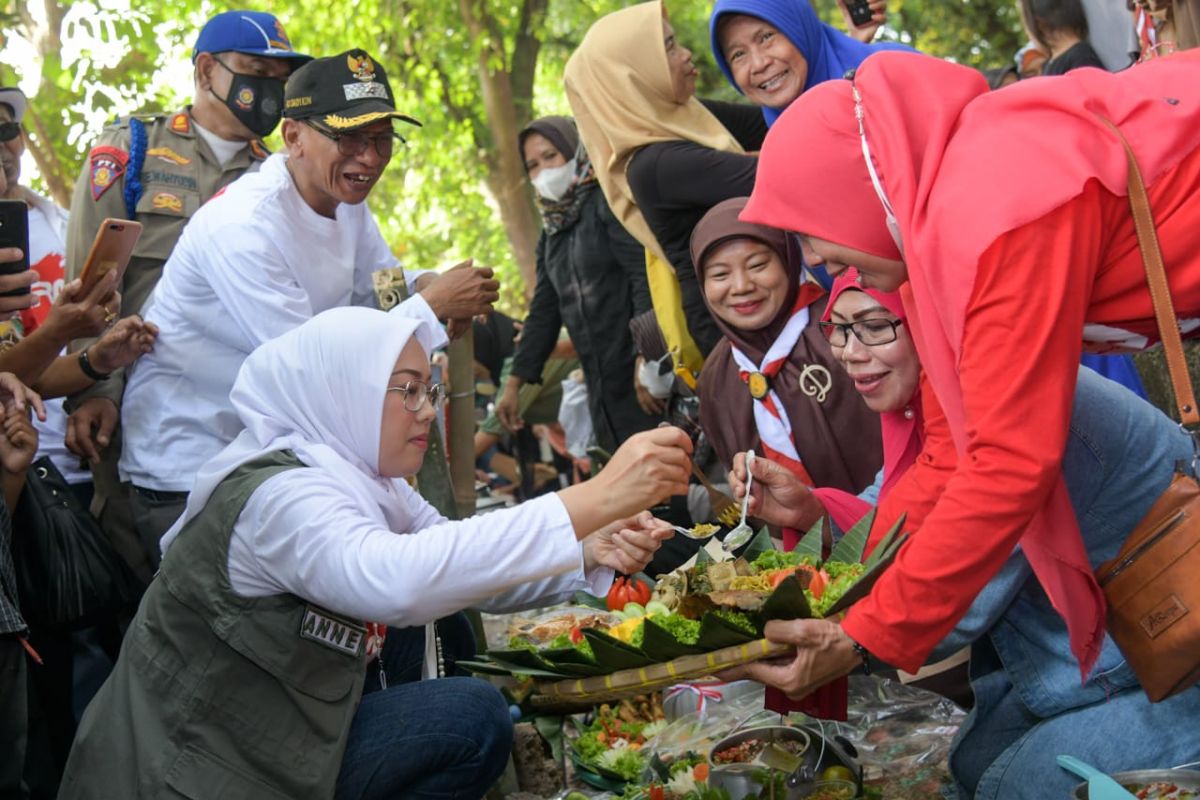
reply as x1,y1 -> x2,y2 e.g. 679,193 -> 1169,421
210,56 -> 284,138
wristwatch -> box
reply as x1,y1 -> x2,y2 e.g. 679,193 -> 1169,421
78,348 -> 111,381
845,632 -> 872,675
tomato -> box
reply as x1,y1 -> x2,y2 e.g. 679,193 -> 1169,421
808,568 -> 831,599
649,786 -> 665,800
569,626 -> 583,644
606,577 -> 632,611
821,765 -> 855,783
628,576 -> 652,606
768,567 -> 798,588
693,762 -> 710,782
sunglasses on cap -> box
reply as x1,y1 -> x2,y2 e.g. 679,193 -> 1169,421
0,122 -> 21,143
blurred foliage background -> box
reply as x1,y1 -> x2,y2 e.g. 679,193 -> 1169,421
2,0 -> 1022,315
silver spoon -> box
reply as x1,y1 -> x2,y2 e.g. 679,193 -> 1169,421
723,450 -> 756,553
667,524 -> 721,540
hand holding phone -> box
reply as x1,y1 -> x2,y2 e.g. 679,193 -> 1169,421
845,0 -> 875,27
0,200 -> 31,299
79,218 -> 142,296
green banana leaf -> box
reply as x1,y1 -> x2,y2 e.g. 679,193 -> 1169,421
758,572 -> 814,622
829,508 -> 877,564
486,647 -> 563,673
582,628 -> 656,670
795,516 -> 826,563
739,526 -> 775,562
458,659 -> 520,676
696,611 -> 760,650
460,657 -> 570,678
640,616 -> 704,661
864,513 -> 909,570
823,531 -> 911,618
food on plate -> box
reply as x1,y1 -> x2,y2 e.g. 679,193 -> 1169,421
711,736 -> 806,765
571,696 -> 667,781
1122,782 -> 1199,800
505,609 -> 617,645
608,576 -> 654,611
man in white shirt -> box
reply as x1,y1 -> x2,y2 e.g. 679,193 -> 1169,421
119,48 -> 500,563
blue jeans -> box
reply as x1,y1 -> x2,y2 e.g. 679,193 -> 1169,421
947,369 -> 1200,798
336,614 -> 513,800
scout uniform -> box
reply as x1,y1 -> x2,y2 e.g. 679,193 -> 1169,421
62,111 -> 270,583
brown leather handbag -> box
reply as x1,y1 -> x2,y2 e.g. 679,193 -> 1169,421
1094,125 -> 1200,703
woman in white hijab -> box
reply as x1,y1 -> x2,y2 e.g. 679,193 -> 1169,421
60,307 -> 691,800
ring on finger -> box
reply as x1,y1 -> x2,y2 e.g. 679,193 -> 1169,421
104,310 -> 117,323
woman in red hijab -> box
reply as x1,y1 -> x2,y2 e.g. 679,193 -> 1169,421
721,48 -> 1200,787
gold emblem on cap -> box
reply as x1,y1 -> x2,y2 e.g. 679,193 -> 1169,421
348,53 -> 376,82
748,372 -> 770,400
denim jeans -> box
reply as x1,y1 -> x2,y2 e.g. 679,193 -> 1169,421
947,369 -> 1200,798
336,613 -> 513,800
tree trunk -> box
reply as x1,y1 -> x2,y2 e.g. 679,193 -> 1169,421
457,0 -> 545,299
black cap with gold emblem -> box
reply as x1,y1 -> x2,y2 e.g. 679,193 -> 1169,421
283,48 -> 420,131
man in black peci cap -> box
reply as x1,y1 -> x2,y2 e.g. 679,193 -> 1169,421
113,48 -> 501,568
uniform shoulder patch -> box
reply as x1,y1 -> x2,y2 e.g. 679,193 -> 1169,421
169,113 -> 191,135
150,191 -> 184,214
88,145 -> 128,201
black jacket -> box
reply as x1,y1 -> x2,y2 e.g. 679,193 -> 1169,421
511,188 -> 658,451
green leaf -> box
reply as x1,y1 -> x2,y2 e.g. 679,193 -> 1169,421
640,616 -> 704,661
696,611 -> 760,650
829,508 -> 877,564
534,714 -> 565,764
823,531 -> 911,618
572,590 -> 608,611
740,525 -> 776,563
581,629 -> 655,670
795,516 -> 826,563
864,513 -> 909,570
758,573 -> 814,623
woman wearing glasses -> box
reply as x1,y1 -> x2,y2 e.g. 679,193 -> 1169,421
688,198 -> 881,517
61,308 -> 691,799
728,270 -> 1200,797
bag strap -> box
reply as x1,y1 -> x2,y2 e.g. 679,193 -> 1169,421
1104,119 -> 1200,428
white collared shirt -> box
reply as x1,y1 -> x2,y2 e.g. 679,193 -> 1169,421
121,154 -> 438,492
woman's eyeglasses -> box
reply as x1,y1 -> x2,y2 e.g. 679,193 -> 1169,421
387,381 -> 446,412
0,122 -> 21,143
304,120 -> 399,158
819,318 -> 905,347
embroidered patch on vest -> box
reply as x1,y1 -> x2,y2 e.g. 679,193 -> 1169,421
151,192 -> 183,213
88,146 -> 128,201
170,113 -> 191,135
300,605 -> 366,657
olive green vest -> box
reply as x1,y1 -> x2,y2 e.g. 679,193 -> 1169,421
60,451 -> 369,800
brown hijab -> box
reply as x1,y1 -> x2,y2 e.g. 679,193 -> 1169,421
691,198 -> 882,493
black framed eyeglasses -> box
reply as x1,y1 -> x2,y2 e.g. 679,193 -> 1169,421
386,380 -> 445,412
304,120 -> 400,158
819,318 -> 905,347
0,122 -> 21,143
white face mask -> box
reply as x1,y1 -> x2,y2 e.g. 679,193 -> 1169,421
531,158 -> 577,202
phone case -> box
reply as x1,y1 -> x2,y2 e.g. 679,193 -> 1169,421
0,200 -> 31,297
848,0 -> 874,26
79,218 -> 143,293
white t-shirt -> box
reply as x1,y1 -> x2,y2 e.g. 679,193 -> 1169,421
227,472 -> 613,622
24,194 -> 91,484
120,154 -> 439,492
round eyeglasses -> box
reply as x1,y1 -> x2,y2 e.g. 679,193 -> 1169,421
304,120 -> 399,158
386,381 -> 446,412
818,318 -> 905,347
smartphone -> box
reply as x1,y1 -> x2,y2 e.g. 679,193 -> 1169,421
79,218 -> 143,294
846,0 -> 875,27
0,199 -> 30,297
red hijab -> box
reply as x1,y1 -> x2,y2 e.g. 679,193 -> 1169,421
741,50 -> 1200,677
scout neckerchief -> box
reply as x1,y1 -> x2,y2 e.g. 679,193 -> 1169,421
729,284 -> 824,485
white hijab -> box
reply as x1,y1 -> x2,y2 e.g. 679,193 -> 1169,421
161,306 -> 447,553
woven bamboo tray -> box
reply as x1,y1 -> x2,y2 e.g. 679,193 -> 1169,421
530,637 -> 793,705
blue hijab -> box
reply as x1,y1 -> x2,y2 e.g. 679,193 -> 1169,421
710,0 -> 914,125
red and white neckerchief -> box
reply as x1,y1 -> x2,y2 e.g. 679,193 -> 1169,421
730,285 -> 823,484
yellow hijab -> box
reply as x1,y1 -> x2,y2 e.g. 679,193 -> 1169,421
564,0 -> 744,262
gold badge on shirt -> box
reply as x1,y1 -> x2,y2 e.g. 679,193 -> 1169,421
747,371 -> 770,400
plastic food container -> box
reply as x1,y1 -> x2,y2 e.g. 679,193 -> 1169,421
1069,769 -> 1200,799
